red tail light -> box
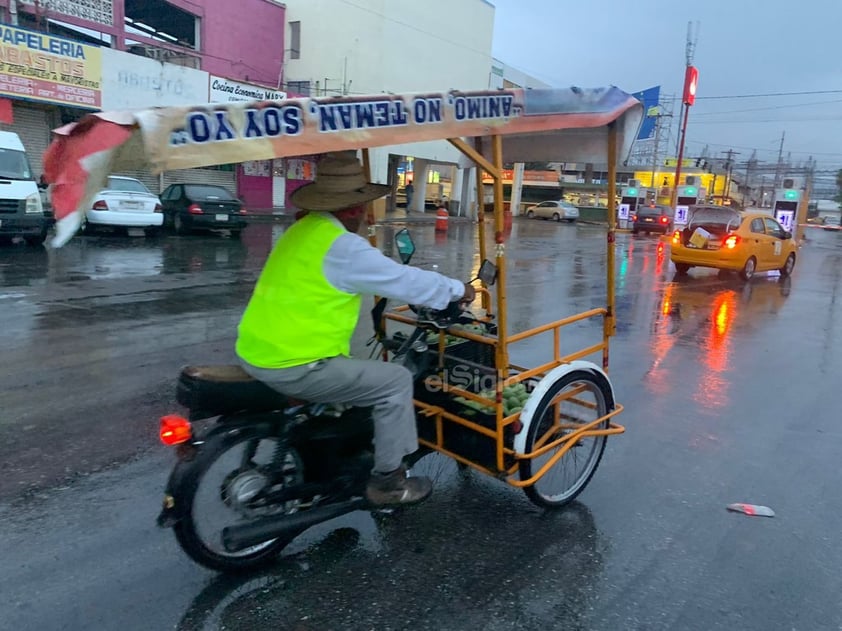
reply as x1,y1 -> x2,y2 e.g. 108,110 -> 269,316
672,230 -> 681,244
660,216 -> 670,224
154,203 -> 162,213
724,234 -> 740,249
631,214 -> 638,222
160,415 -> 192,446
238,207 -> 248,215
188,203 -> 203,215
92,200 -> 108,210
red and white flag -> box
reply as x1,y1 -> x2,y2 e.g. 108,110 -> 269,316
44,114 -> 135,247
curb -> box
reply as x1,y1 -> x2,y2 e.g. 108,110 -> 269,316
245,212 -> 476,225
246,214 -> 636,229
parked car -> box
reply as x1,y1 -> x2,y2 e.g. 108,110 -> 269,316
632,203 -> 673,234
0,131 -> 50,246
524,200 -> 579,223
82,176 -> 163,236
160,183 -> 248,237
670,206 -> 797,281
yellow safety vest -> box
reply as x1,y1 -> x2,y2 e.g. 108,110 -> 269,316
235,213 -> 361,368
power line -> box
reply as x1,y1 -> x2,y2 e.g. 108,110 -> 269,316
697,89 -> 842,101
684,140 -> 842,156
692,98 -> 842,117
661,89 -> 842,102
690,116 -> 842,125
337,0 -> 493,59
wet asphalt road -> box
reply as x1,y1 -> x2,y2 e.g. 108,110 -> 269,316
2,218 -> 842,630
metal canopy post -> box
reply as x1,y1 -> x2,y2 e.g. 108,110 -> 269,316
604,123 -> 618,369
472,139 -> 491,313
448,136 -> 496,313
361,148 -> 377,247
491,134 -> 509,379
361,147 -> 388,360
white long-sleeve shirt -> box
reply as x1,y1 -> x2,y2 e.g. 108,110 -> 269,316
319,217 -> 465,310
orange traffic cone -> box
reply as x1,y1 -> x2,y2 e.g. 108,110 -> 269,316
435,207 -> 448,232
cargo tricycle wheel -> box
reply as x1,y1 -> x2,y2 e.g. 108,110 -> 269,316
519,371 -> 611,508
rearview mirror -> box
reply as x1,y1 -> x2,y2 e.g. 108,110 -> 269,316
394,228 -> 416,264
478,259 -> 498,286
783,231 -> 792,240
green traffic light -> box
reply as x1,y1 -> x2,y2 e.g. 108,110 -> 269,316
685,187 -> 696,195
784,189 -> 798,200
627,188 -> 637,196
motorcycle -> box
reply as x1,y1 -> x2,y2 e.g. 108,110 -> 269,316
156,229 -> 495,573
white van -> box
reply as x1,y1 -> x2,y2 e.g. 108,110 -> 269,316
0,131 -> 50,246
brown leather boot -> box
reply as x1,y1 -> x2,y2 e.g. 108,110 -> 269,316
365,465 -> 432,507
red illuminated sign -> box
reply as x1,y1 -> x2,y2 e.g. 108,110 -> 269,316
683,66 -> 699,106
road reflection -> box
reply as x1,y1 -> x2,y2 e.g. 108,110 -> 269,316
647,272 -> 791,412
0,230 -> 270,288
174,464 -> 605,629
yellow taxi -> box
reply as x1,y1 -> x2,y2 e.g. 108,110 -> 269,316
670,206 -> 798,280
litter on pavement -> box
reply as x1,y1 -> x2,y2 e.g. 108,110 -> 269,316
727,503 -> 776,518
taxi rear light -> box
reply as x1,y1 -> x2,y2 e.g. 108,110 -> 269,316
724,234 -> 740,249
672,230 -> 681,244
160,415 -> 192,445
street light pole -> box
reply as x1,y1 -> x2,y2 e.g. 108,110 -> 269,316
670,102 -> 690,208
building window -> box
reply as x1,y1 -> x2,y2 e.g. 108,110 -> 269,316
125,0 -> 199,51
289,21 -> 300,59
286,80 -> 310,96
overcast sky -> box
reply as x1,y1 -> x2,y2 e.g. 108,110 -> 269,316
491,0 -> 842,175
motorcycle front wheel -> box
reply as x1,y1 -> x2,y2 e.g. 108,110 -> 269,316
173,428 -> 305,573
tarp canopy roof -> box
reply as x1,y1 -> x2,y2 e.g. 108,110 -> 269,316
43,86 -> 643,246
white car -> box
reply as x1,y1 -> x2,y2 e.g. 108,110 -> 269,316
82,176 -> 164,236
524,200 -> 579,223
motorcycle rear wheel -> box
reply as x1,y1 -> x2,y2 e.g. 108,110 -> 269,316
173,429 -> 304,573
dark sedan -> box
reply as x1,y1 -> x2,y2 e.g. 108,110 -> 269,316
160,183 -> 248,237
631,203 -> 673,235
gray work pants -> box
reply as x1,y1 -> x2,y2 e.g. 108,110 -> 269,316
239,356 -> 418,473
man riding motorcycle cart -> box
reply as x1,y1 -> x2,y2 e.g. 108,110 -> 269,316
235,151 -> 475,507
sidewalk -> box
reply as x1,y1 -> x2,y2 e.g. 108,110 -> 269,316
246,208 -> 475,224
245,207 -> 629,230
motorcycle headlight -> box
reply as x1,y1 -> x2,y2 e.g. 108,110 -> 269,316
25,192 -> 43,214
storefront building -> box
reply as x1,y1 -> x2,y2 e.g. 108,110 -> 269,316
279,0 -> 496,216
0,23 -> 102,176
0,0 -> 285,211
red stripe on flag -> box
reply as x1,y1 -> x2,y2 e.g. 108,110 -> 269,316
44,118 -> 135,222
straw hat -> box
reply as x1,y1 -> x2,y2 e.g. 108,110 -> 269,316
290,151 -> 390,212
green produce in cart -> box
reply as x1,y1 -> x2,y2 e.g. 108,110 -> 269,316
456,383 -> 529,417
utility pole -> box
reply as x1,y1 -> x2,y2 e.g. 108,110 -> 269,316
745,149 -> 756,206
796,157 -> 814,242
649,112 -> 672,192
773,131 -> 785,189
722,149 -> 739,204
670,21 -> 700,210
650,114 -> 662,191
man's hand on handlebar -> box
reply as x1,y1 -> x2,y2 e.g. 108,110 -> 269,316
461,283 -> 476,306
